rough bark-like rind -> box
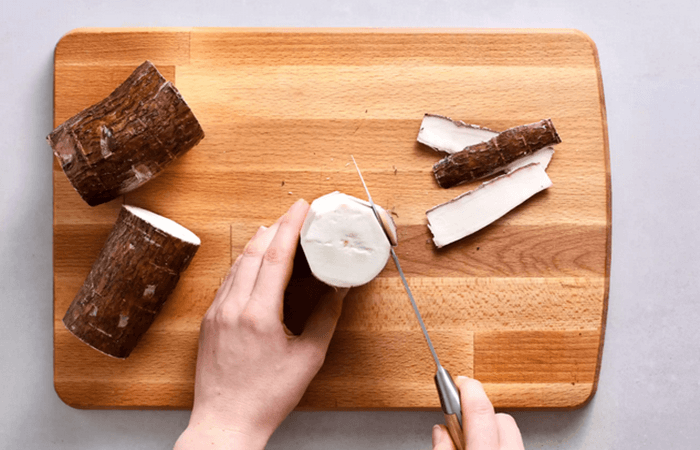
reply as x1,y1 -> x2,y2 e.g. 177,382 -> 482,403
62,205 -> 200,358
47,61 -> 205,206
433,119 -> 561,188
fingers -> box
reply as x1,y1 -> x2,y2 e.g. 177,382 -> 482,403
495,413 -> 524,450
298,287 -> 348,352
457,377 -> 499,450
225,221 -> 280,310
208,253 -> 244,312
247,199 -> 309,319
432,425 -> 456,450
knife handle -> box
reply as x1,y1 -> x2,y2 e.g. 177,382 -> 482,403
444,413 -> 466,450
435,366 -> 465,449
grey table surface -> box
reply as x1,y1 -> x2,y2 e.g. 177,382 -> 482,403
2,0 -> 699,449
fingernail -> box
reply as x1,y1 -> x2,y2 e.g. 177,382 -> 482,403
285,199 -> 307,218
251,226 -> 266,239
432,425 -> 441,445
243,228 -> 264,252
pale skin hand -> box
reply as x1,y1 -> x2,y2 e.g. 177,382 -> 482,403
432,377 -> 525,450
175,199 -> 348,450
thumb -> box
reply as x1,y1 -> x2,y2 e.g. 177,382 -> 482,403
432,425 -> 456,450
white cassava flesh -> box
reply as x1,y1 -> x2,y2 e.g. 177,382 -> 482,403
300,192 -> 397,288
505,147 -> 555,173
348,197 -> 398,246
124,205 -> 201,245
417,114 -> 498,154
426,163 -> 552,248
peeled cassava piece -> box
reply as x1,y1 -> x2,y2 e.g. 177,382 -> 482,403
47,61 -> 205,206
417,113 -> 499,154
432,119 -> 561,188
63,205 -> 200,358
427,163 -> 552,248
300,192 -> 397,288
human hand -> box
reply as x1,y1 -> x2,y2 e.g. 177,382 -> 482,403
175,199 -> 348,450
432,377 -> 524,450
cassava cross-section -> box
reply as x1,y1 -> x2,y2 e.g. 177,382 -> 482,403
47,61 -> 205,206
300,192 -> 397,288
433,119 -> 561,188
62,205 -> 200,358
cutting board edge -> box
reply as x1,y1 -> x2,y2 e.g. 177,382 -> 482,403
51,27 -> 611,411
51,381 -> 598,411
55,26 -> 595,37
589,25 -> 612,412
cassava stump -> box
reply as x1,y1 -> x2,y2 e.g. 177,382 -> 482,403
283,242 -> 335,336
433,119 -> 561,188
47,61 -> 205,206
63,205 -> 200,358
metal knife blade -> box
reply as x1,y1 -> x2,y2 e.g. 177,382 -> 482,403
350,155 -> 441,367
350,156 -> 465,450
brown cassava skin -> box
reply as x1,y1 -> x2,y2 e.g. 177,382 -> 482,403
47,61 -> 205,206
433,119 -> 561,188
62,206 -> 199,358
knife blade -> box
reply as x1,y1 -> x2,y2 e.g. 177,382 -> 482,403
350,156 -> 465,450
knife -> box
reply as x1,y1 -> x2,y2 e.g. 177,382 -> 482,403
350,156 -> 466,450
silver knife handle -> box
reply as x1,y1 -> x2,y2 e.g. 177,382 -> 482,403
435,366 -> 465,449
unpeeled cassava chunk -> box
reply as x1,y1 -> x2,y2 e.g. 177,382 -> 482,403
47,61 -> 205,206
63,205 -> 200,358
300,192 -> 397,288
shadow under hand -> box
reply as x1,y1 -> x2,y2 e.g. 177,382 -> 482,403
283,242 -> 335,335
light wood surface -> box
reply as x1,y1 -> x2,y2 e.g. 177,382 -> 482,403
53,28 -> 610,410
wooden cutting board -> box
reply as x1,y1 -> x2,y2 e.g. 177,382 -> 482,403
53,28 -> 610,410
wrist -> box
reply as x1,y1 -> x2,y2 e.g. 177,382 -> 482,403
174,421 -> 269,450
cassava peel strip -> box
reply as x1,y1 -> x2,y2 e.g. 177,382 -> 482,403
47,61 -> 205,206
427,163 -> 552,248
432,119 -> 560,188
505,147 -> 555,174
417,113 -> 498,154
62,205 -> 200,358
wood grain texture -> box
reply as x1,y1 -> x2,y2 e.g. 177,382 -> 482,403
53,28 -> 610,410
